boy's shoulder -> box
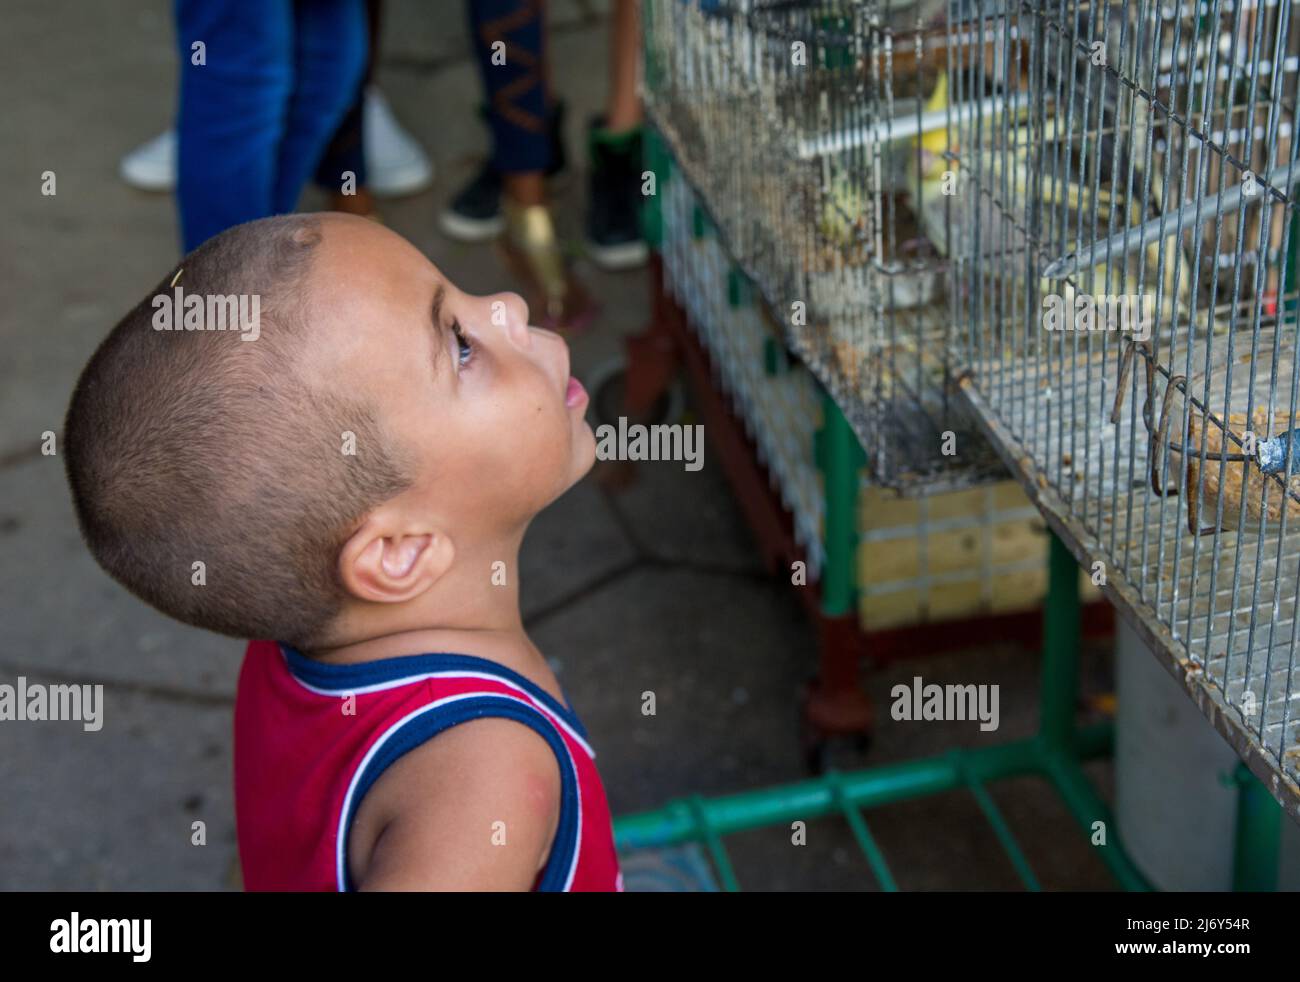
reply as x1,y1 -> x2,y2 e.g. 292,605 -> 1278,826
237,637 -> 577,890
345,692 -> 564,890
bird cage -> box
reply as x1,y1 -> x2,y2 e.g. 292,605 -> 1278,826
658,167 -> 830,569
642,0 -> 1004,492
946,0 -> 1300,814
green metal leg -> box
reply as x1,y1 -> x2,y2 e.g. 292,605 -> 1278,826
816,393 -> 864,618
1036,533 -> 1151,891
1232,763 -> 1282,891
1039,534 -> 1080,752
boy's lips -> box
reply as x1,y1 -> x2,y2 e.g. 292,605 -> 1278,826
565,376 -> 588,408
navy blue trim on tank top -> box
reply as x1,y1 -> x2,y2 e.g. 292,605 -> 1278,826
279,644 -> 589,741
340,694 -> 581,892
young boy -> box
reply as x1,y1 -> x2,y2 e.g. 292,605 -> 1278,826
63,213 -> 623,891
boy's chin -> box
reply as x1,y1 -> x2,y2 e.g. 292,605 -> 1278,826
549,422 -> 596,494
571,421 -> 598,480
531,424 -> 597,511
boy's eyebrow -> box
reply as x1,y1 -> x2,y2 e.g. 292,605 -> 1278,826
430,283 -> 446,371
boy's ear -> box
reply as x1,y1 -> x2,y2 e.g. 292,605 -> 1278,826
337,517 -> 454,604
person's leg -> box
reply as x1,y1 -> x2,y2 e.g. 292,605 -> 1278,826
585,0 -> 647,270
313,0 -> 380,207
467,0 -> 552,184
273,0 -> 369,216
447,0 -> 593,330
441,0 -> 569,242
313,89 -> 369,213
174,0 -> 294,252
439,99 -> 567,243
604,0 -> 641,133
466,0 -> 595,331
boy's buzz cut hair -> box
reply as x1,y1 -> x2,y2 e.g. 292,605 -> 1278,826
63,214 -> 412,650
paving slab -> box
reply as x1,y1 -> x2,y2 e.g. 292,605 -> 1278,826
0,682 -> 236,891
0,455 -> 245,696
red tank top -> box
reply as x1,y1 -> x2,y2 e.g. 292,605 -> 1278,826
234,640 -> 624,891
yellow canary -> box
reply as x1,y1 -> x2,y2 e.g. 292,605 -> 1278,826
917,71 -> 949,179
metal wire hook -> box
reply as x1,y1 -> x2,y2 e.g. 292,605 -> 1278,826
1110,339 -> 1138,425
1150,375 -> 1184,497
1110,340 -> 1157,434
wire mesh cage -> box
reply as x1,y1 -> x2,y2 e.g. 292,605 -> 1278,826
946,0 -> 1300,812
659,167 -> 830,571
659,159 -> 1073,608
643,0 -> 1006,492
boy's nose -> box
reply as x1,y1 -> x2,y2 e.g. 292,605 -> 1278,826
492,292 -> 533,349
510,318 -> 533,349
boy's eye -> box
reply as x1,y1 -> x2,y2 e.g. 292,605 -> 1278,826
451,320 -> 474,370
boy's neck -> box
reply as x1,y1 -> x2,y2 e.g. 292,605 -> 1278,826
308,533 -> 534,667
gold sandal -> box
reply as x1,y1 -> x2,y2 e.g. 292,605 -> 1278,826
498,199 -> 597,334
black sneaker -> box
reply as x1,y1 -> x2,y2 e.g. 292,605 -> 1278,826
585,117 -> 649,271
544,99 -> 568,181
439,163 -> 504,242
439,102 -> 568,244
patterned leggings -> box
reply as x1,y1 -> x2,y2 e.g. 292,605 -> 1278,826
467,0 -> 555,174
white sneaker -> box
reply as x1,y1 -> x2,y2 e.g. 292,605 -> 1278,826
117,88 -> 432,197
119,130 -> 176,193
364,87 -> 433,197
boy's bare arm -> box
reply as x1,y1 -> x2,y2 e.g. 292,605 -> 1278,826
354,717 -> 563,891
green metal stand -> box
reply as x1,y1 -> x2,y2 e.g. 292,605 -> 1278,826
613,399 -> 1152,890
1232,763 -> 1282,891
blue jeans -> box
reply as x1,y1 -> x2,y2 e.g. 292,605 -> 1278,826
175,0 -> 368,252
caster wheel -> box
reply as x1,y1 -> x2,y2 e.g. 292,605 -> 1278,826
799,675 -> 875,774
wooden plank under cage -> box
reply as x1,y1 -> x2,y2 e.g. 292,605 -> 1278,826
1180,407 -> 1300,533
855,481 -> 1102,630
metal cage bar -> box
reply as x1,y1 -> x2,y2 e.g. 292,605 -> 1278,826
948,0 -> 1300,817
